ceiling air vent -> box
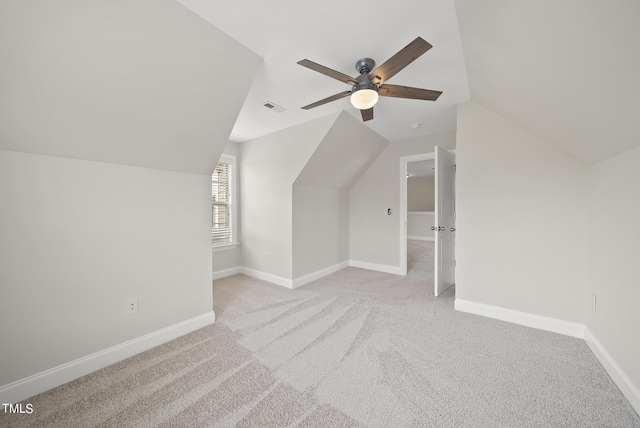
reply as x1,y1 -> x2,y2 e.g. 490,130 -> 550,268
262,101 -> 286,113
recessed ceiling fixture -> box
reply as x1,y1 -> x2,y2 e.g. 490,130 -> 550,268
297,37 -> 442,122
411,123 -> 421,129
262,101 -> 285,113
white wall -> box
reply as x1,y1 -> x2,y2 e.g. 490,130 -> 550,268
587,144 -> 640,396
0,0 -> 261,176
349,131 -> 456,271
292,186 -> 349,278
0,0 -> 261,402
407,212 -> 434,240
292,112 -> 388,280
407,177 -> 435,211
294,112 -> 389,191
238,112 -> 387,283
455,101 -> 588,323
0,150 -> 213,387
239,114 -> 338,280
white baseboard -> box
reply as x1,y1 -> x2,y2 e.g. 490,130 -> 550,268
212,266 -> 242,280
239,266 -> 293,289
584,328 -> 640,415
454,299 -> 585,338
349,260 -> 404,276
216,260 -> 398,289
0,311 -> 216,404
407,236 -> 435,241
216,262 -> 351,289
292,261 -> 350,289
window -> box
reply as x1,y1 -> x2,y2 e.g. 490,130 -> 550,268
212,154 -> 237,249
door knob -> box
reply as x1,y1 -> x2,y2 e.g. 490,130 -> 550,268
431,226 -> 435,231
438,226 -> 445,231
450,227 -> 456,232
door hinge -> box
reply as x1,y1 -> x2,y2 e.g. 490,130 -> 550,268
454,164 -> 457,172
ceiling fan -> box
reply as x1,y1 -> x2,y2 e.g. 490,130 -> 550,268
297,37 -> 442,122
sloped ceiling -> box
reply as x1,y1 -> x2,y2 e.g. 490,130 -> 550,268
454,0 -> 640,165
176,0 -> 470,143
4,1 -> 635,169
294,112 -> 389,190
0,0 -> 261,174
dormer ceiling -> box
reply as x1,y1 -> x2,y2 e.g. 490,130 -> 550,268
176,0 -> 471,143
2,1 -> 638,167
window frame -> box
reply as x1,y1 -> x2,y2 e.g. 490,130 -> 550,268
212,153 -> 238,252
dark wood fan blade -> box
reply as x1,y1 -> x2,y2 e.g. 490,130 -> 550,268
298,59 -> 358,86
301,90 -> 351,110
378,84 -> 442,101
369,37 -> 433,84
361,107 -> 373,121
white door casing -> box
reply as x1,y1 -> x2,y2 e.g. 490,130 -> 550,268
434,146 -> 455,296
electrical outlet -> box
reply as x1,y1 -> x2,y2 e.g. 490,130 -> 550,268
370,245 -> 376,253
126,298 -> 139,315
592,293 -> 597,312
263,251 -> 269,261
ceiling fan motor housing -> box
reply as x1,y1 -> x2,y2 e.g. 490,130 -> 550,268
353,73 -> 378,93
355,57 -> 375,74
353,58 -> 379,96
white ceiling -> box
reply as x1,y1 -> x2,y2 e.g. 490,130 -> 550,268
177,0 -> 470,143
2,1 -> 638,170
0,0 -> 261,174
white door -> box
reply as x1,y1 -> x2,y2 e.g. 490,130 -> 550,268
434,146 -> 455,296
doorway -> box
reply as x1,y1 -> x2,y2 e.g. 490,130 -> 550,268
406,159 -> 436,276
399,147 -> 456,296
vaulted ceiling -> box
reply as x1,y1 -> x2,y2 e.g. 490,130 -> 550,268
1,1 -> 638,170
0,0 -> 261,174
177,0 -> 640,164
176,0 -> 470,143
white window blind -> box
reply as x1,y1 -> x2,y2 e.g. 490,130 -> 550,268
212,159 -> 233,246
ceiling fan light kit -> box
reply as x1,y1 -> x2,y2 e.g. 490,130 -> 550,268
351,88 -> 379,110
298,37 -> 442,122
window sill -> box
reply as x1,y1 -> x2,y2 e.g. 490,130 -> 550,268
212,243 -> 239,253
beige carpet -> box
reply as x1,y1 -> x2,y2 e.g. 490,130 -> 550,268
2,240 -> 639,427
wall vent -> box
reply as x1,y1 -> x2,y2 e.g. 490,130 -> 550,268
262,101 -> 286,113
